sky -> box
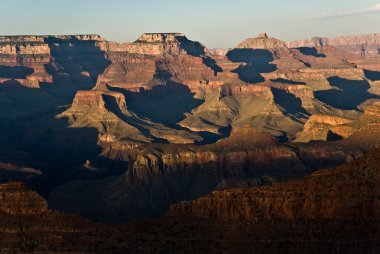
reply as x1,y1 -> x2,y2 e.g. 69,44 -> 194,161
1,0 -> 380,48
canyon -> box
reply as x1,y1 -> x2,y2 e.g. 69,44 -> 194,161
0,31 -> 380,252
0,148 -> 379,253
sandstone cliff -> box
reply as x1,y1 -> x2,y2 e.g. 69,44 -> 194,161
168,147 -> 380,222
288,34 -> 380,57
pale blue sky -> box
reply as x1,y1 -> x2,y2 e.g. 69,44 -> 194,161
1,0 -> 380,48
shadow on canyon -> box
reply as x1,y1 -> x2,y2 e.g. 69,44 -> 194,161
113,82 -> 203,127
0,65 -> 34,79
0,80 -> 102,193
0,38 -> 112,193
227,49 -> 277,83
315,76 -> 376,110
271,87 -> 310,120
177,36 -> 222,76
297,47 -> 326,58
102,93 -> 169,143
364,69 -> 380,81
40,37 -> 111,101
271,78 -> 306,85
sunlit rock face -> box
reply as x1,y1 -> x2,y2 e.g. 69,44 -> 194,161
288,33 -> 380,57
1,32 -> 380,229
237,33 -> 289,50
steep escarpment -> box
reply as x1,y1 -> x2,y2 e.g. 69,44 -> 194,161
0,34 -> 110,122
0,182 -> 47,214
8,149 -> 375,253
0,36 -> 52,88
288,33 -> 380,57
48,125 -> 376,223
0,181 -> 139,253
0,32 -> 380,231
48,127 -> 309,223
97,33 -> 225,94
168,147 -> 380,222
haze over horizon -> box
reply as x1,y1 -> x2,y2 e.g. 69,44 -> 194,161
1,0 -> 380,48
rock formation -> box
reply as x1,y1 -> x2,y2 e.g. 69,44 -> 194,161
168,147 -> 380,222
288,33 -> 380,57
297,101 -> 380,142
0,32 -> 380,231
237,33 -> 288,50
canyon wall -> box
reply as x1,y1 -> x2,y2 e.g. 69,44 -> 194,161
288,34 -> 380,57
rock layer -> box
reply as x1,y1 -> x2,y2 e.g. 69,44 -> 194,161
288,34 -> 380,57
168,147 -> 380,222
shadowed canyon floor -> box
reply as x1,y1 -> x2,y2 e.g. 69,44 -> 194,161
0,32 -> 380,252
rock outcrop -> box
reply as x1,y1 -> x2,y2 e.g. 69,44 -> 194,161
168,147 -> 380,222
1,32 -> 380,234
297,101 -> 380,142
47,124 -> 380,224
237,33 -> 289,50
296,115 -> 353,142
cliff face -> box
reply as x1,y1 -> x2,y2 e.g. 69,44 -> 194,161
1,176 -> 379,253
0,182 -> 47,214
0,34 -> 109,94
48,125 -> 375,223
96,32 -> 225,95
1,32 -> 380,229
288,34 -> 380,57
2,32 -> 378,147
168,147 -> 380,222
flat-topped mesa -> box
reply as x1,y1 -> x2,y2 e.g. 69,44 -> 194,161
0,37 -> 50,55
237,33 -> 289,50
219,84 -> 274,99
69,90 -> 128,114
125,32 -> 207,55
0,35 -> 45,43
48,34 -> 104,41
134,33 -> 187,44
0,34 -> 104,56
0,34 -> 103,43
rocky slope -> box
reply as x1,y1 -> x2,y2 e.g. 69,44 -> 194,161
2,149 -> 380,253
48,124 -> 380,223
168,146 -> 380,222
0,32 -> 380,227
